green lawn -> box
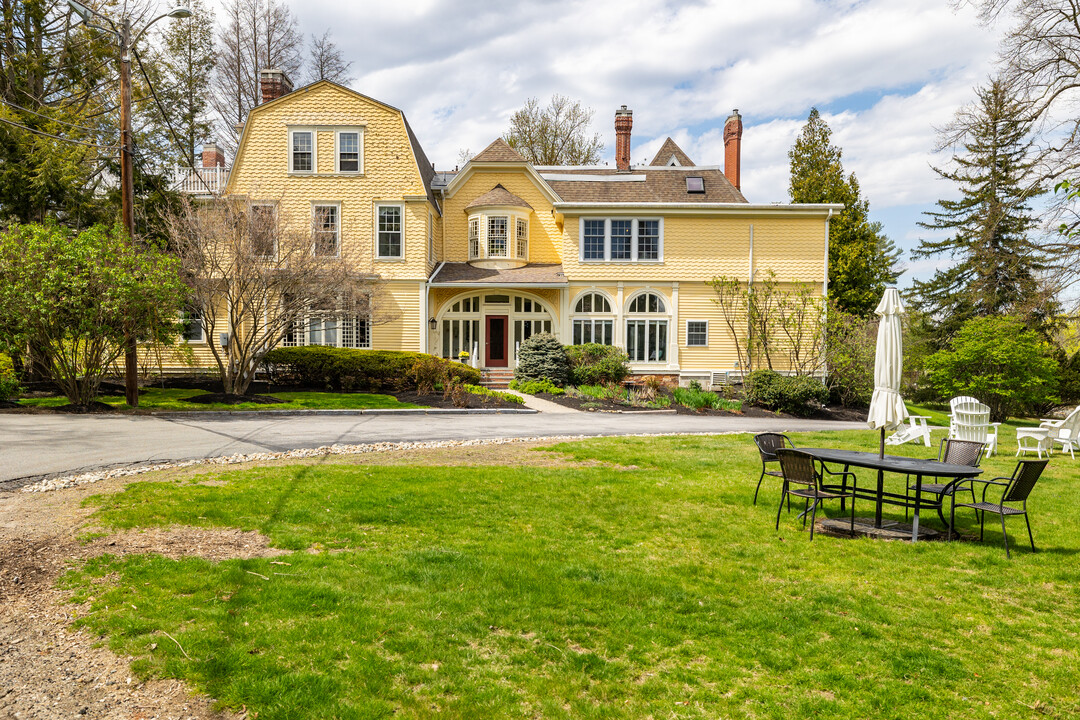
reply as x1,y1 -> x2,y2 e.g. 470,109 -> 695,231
65,431 -> 1080,719
17,387 -> 422,411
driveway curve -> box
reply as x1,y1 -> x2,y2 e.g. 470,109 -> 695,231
0,411 -> 865,484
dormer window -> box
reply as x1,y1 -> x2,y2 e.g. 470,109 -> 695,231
464,184 -> 532,268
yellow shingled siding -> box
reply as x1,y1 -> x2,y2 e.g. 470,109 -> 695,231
226,82 -> 435,282
677,281 -> 742,371
372,280 -> 422,351
442,170 -> 561,263
560,214 -> 827,284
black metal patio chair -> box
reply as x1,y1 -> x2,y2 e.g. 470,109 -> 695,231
752,433 -> 795,505
775,448 -> 858,540
949,458 -> 1049,558
905,438 -> 985,522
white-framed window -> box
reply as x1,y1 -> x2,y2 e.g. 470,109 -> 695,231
468,217 -> 480,259
376,204 -> 403,259
686,320 -> 708,347
516,218 -> 528,259
283,314 -> 371,349
289,128 -> 315,173
625,291 -> 669,362
181,307 -> 204,342
312,203 -> 340,257
579,218 -> 664,262
251,204 -> 277,258
428,211 -> 435,259
487,216 -> 508,258
336,129 -> 362,173
571,291 -> 615,346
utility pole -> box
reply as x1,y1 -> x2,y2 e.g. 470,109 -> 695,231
119,17 -> 138,407
67,0 -> 193,408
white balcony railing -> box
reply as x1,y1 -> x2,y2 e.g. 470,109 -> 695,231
172,165 -> 229,195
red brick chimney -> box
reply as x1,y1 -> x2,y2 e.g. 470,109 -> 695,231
724,109 -> 742,191
259,69 -> 293,104
615,105 -> 633,171
201,142 -> 225,169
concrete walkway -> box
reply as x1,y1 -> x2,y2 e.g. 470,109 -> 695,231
0,412 -> 865,485
500,388 -> 580,413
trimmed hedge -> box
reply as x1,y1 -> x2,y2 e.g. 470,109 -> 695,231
745,369 -> 828,417
263,347 -> 480,392
565,343 -> 631,386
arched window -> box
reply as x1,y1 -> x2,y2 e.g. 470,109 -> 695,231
625,291 -> 668,362
572,291 -> 614,345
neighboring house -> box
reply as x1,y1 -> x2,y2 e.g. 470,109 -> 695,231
182,69 -> 841,385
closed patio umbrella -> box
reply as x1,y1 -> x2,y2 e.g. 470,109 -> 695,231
866,287 -> 908,527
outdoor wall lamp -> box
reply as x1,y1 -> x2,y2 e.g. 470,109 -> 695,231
428,317 -> 437,331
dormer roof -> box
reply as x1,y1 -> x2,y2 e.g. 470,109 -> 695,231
472,138 -> 527,163
464,184 -> 533,211
649,137 -> 695,167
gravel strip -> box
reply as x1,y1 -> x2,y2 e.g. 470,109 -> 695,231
20,432 -> 738,494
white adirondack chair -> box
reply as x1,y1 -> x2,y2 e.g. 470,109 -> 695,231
885,415 -> 934,447
1018,405 -> 1080,459
951,400 -> 1000,457
948,396 -> 980,436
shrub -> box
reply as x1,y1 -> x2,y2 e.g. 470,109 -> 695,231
0,352 -> 20,401
745,369 -> 828,417
465,384 -> 526,404
514,333 -> 569,386
411,355 -> 447,396
824,306 -> 876,408
509,378 -> 565,396
925,315 -> 1059,422
670,385 -> 742,412
565,344 -> 631,386
262,347 -> 480,392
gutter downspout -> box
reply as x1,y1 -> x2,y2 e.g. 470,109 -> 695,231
822,209 -> 833,382
425,261 -> 446,356
746,224 -> 754,375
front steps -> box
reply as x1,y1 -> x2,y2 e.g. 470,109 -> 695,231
480,368 -> 514,389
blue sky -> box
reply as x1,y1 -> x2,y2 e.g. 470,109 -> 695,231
276,0 -> 1007,286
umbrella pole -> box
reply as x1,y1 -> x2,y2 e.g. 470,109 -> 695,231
876,427 -> 885,528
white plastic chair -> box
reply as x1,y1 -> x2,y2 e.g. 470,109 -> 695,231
951,400 -> 1000,457
885,415 -> 934,447
1018,405 -> 1080,459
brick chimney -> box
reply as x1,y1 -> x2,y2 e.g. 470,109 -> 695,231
724,109 -> 743,191
259,68 -> 293,104
615,105 -> 633,172
201,142 -> 225,169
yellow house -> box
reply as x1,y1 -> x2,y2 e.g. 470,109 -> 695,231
192,71 -> 841,385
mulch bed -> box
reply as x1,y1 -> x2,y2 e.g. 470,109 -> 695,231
389,390 -> 524,410
182,393 -> 285,405
533,389 -> 868,421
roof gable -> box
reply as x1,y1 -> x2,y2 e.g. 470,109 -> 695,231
649,137 -> 695,167
464,184 -> 533,210
472,138 -> 527,163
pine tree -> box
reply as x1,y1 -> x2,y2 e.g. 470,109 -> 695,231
910,77 -> 1051,341
155,0 -> 216,167
788,108 -> 900,315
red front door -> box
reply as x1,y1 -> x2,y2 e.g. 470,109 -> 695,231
485,315 -> 508,367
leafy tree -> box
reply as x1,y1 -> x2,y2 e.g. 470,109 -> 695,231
823,303 -> 877,408
924,315 -> 1059,422
910,77 -> 1052,342
0,223 -> 188,407
152,0 -> 216,167
305,30 -> 352,84
503,95 -> 603,166
788,108 -> 901,315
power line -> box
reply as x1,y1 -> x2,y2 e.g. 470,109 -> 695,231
132,46 -> 215,194
0,97 -> 103,133
0,115 -> 119,150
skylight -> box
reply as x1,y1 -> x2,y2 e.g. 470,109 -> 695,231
686,176 -> 705,193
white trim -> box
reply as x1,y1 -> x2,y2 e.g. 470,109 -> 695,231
539,173 -> 647,182
558,202 -> 845,216
428,210 -> 435,261
334,127 -> 364,174
419,281 -> 428,353
311,201 -> 341,257
685,319 -> 709,347
427,282 -> 569,289
443,162 -> 561,205
374,202 -> 405,260
288,127 -> 317,174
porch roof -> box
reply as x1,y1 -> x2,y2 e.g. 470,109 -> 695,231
428,262 -> 567,287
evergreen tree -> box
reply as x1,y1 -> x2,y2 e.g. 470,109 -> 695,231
154,0 -> 216,167
910,77 -> 1051,342
788,108 -> 901,315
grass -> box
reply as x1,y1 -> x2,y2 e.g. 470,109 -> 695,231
62,430 -> 1080,719
16,387 -> 423,411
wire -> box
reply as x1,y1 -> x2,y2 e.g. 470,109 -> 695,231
132,46 -> 215,194
0,115 -> 119,150
0,98 -> 104,133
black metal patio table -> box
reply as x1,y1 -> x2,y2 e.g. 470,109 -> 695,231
797,448 -> 983,542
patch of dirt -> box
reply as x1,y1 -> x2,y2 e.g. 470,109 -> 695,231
51,401 -> 117,414
182,393 -> 284,405
0,399 -> 19,409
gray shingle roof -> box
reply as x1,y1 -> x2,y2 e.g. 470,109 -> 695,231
429,263 -> 566,285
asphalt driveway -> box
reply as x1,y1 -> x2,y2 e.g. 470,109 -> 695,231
0,411 -> 865,484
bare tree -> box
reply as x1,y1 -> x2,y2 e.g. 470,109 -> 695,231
305,30 -> 352,84
164,195 -> 386,395
503,95 -> 604,165
211,0 -> 303,152
708,275 -> 753,375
